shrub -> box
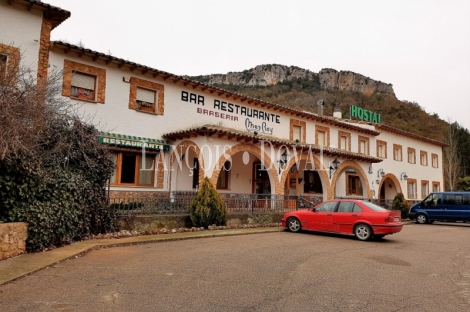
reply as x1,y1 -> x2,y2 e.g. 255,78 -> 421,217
189,177 -> 227,228
392,193 -> 411,219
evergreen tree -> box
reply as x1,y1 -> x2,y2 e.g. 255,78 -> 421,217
392,193 -> 411,219
189,177 -> 227,228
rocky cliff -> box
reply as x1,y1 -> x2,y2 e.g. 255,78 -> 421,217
189,64 -> 395,98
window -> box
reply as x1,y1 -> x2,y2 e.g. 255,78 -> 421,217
420,151 -> 428,166
432,154 -> 439,168
347,175 -> 363,196
337,201 -> 355,212
136,87 -> 157,113
408,148 -> 416,164
216,161 -> 231,189
423,193 -> 442,207
316,201 -> 338,212
110,152 -> 155,186
376,140 -> 387,158
316,125 -> 330,147
130,77 -> 165,115
407,179 -> 417,199
303,170 -> 323,193
293,125 -> 302,142
358,135 -> 369,155
62,60 -> 106,103
0,54 -> 6,80
71,71 -> 96,101
393,144 -> 402,161
317,131 -> 326,146
432,181 -> 440,192
421,180 -> 429,199
338,131 -> 351,151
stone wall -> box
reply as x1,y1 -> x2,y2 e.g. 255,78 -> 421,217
0,222 -> 28,261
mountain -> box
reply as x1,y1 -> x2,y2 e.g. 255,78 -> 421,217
187,64 -> 448,142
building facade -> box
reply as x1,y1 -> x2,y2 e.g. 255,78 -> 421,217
1,0 -> 446,206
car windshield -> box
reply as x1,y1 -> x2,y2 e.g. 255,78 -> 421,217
361,201 -> 388,212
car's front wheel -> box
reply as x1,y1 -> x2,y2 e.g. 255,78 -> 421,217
354,224 -> 372,241
287,217 -> 301,233
415,213 -> 428,224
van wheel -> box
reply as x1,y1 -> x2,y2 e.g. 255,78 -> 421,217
415,214 -> 428,224
287,218 -> 301,233
354,224 -> 372,241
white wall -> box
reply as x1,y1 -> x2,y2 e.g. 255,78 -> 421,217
0,1 -> 43,71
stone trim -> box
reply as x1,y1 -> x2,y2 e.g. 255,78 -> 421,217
376,139 -> 387,159
156,153 -> 165,189
289,119 -> 306,143
358,135 -> 370,155
420,150 -> 428,166
407,178 -> 417,199
431,153 -> 438,168
377,173 -> 402,194
37,18 -> 53,86
407,147 -> 416,164
62,59 -> 106,103
0,43 -> 20,80
315,125 -> 330,147
129,77 -> 165,115
393,144 -> 403,162
338,130 -> 351,152
421,180 -> 429,199
432,181 -> 441,192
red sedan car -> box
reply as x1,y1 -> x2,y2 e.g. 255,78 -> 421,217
281,199 -> 403,241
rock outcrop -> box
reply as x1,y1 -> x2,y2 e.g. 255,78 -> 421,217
188,64 -> 395,98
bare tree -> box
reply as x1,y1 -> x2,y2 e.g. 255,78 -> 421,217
443,120 -> 462,191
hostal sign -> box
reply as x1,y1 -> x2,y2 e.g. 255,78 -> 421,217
350,104 -> 381,123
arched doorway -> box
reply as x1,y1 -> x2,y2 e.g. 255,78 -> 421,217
378,173 -> 401,200
330,160 -> 371,199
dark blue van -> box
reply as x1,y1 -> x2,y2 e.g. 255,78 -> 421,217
409,192 -> 470,224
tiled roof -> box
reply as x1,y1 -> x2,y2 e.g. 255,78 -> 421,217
162,125 -> 384,163
375,124 -> 448,147
12,0 -> 71,29
50,41 -> 381,136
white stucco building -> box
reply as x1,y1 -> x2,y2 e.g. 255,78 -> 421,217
1,0 -> 446,207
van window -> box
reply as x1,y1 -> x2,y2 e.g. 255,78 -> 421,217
423,193 -> 442,208
444,194 -> 455,205
464,195 -> 470,205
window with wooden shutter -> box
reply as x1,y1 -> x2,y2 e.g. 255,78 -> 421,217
71,71 -> 96,101
136,87 -> 156,113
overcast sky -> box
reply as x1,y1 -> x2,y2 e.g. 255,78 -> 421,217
46,0 -> 470,131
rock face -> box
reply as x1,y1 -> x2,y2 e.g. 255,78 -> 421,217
189,64 -> 395,98
318,68 -> 395,97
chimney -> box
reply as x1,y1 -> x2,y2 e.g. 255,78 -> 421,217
333,107 -> 342,119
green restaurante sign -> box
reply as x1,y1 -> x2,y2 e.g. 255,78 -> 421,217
350,105 -> 381,123
98,132 -> 169,151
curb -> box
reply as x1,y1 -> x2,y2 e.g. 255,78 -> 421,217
0,227 -> 284,286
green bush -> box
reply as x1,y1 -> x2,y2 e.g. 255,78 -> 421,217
392,193 -> 411,219
189,177 -> 227,228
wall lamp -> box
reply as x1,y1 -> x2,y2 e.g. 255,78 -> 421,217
278,150 -> 290,174
377,168 -> 385,178
368,165 -> 373,174
376,179 -> 380,185
329,157 -> 340,179
400,172 -> 408,180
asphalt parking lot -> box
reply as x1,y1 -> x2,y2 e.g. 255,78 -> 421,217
0,222 -> 469,312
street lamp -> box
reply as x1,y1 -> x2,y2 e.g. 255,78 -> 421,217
329,157 -> 341,179
377,168 -> 385,178
400,172 -> 408,180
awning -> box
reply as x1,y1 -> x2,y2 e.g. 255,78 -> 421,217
99,132 -> 169,151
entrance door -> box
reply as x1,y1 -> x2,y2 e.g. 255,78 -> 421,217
284,173 -> 298,209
